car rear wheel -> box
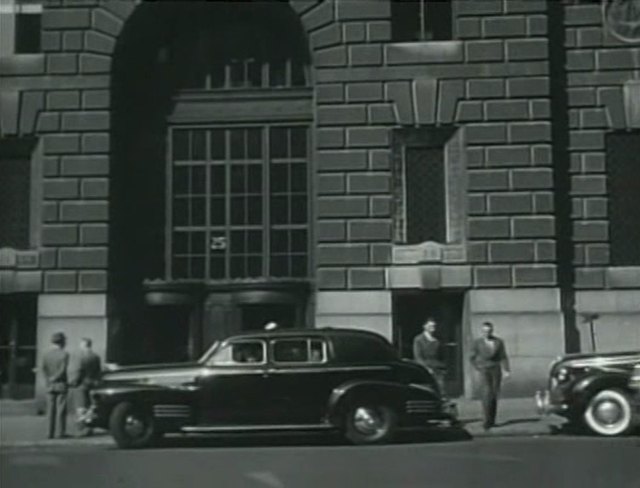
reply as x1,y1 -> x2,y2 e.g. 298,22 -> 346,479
344,404 -> 397,445
583,389 -> 633,436
109,402 -> 158,449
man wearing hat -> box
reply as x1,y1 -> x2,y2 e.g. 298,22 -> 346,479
41,332 -> 70,439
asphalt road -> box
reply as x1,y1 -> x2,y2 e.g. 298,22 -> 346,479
1,432 -> 639,488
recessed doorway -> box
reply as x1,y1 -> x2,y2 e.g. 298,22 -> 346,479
392,290 -> 464,397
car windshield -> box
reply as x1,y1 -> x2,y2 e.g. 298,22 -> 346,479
198,340 -> 220,364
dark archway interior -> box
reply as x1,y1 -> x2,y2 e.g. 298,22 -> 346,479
109,1 -> 310,363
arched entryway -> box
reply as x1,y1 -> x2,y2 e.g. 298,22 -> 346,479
109,1 -> 313,364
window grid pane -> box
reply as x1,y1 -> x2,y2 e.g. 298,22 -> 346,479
171,126 -> 308,280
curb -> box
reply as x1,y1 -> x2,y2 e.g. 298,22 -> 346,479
1,436 -> 113,449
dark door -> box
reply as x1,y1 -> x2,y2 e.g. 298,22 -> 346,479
392,291 -> 464,397
241,303 -> 297,330
196,339 -> 271,425
265,337 -> 332,424
0,295 -> 37,399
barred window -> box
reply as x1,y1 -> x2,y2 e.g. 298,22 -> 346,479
607,131 -> 640,265
0,158 -> 31,249
0,138 -> 38,250
393,128 -> 458,246
405,147 -> 446,244
391,0 -> 452,42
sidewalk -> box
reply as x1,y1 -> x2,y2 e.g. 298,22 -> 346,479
0,397 -> 561,448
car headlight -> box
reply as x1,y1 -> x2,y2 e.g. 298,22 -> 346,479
556,367 -> 570,383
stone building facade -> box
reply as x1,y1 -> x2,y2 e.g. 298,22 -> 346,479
1,0 -> 639,401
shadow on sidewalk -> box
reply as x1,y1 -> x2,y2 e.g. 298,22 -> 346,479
145,427 -> 474,450
494,417 -> 542,428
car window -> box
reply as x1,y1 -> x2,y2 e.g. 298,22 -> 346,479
273,338 -> 326,364
207,340 -> 265,366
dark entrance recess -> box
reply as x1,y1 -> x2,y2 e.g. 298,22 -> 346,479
0,294 -> 37,399
109,1 -> 312,365
241,304 -> 297,331
392,291 -> 464,397
143,306 -> 191,364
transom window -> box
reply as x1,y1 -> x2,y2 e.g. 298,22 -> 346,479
169,126 -> 309,280
170,8 -> 308,91
391,0 -> 453,42
272,339 -> 326,364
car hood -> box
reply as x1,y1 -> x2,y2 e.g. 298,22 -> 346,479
554,351 -> 640,373
101,362 -> 206,386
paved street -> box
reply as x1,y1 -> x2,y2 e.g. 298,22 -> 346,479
2,432 -> 639,488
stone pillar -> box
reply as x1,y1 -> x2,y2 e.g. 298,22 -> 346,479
466,288 -> 564,398
315,290 -> 392,341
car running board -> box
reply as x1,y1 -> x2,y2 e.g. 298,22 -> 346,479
180,424 -> 334,433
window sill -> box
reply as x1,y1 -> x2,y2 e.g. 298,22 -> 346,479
391,241 -> 466,265
385,40 -> 463,65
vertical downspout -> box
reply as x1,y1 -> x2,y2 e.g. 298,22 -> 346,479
547,1 -> 579,353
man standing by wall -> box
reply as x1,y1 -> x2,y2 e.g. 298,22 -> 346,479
71,338 -> 102,436
41,332 -> 69,439
413,318 -> 447,395
470,321 -> 511,431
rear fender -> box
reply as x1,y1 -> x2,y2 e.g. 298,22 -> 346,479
327,380 -> 440,426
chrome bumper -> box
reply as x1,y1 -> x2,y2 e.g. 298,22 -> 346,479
443,400 -> 458,419
80,405 -> 99,426
535,390 -> 568,416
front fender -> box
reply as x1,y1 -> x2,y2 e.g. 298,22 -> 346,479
571,372 -> 631,411
327,380 -> 442,426
90,383 -> 195,428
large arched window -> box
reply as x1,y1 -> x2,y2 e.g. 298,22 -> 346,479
163,2 -> 312,282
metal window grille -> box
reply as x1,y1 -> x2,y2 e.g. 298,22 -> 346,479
0,158 -> 31,249
607,132 -> 640,265
404,147 -> 447,244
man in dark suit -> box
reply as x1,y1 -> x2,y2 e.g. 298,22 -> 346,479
41,332 -> 69,439
413,318 -> 446,395
71,338 -> 102,436
470,321 -> 511,430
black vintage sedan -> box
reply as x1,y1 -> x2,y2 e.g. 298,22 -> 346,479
86,328 -> 457,448
536,350 -> 640,436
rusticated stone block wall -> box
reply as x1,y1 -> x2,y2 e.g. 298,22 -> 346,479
563,2 -> 640,290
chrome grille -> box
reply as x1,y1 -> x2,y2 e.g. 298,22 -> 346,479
153,404 -> 191,418
406,400 -> 439,414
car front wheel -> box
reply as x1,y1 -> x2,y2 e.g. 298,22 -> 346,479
583,389 -> 633,436
109,402 -> 158,449
344,404 -> 397,445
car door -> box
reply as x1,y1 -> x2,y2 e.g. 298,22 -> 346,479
195,339 -> 269,425
266,337 -> 333,425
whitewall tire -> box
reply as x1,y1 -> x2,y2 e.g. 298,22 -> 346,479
583,389 -> 633,437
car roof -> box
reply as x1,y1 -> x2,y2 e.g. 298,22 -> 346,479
224,327 -> 388,342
